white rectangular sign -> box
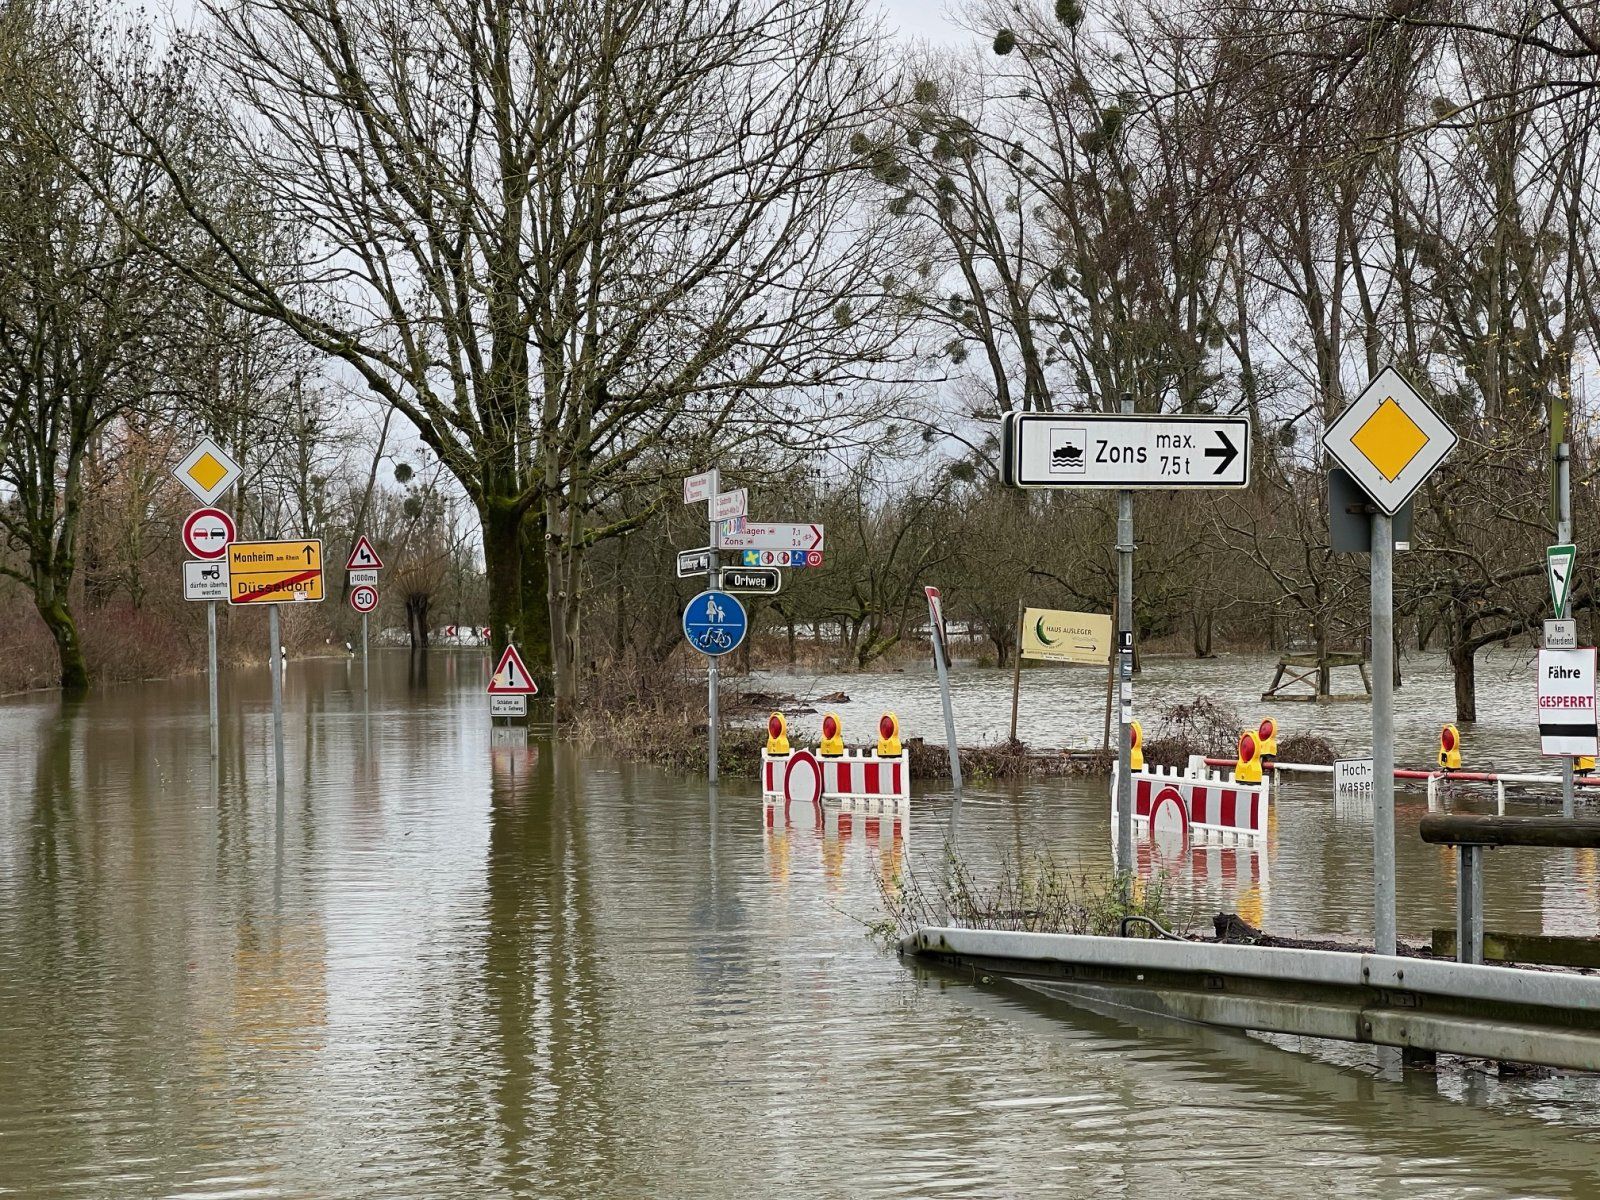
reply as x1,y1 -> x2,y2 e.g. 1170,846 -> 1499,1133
183,559 -> 229,602
348,569 -> 378,586
1004,413 -> 1250,490
717,522 -> 825,551
1538,647 -> 1598,757
712,487 -> 748,521
683,470 -> 716,504
676,547 -> 712,577
1333,758 -> 1374,800
490,694 -> 528,717
1546,619 -> 1578,651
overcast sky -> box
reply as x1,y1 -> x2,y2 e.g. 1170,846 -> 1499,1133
873,0 -> 973,45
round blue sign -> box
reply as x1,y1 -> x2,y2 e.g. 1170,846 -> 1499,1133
682,590 -> 747,657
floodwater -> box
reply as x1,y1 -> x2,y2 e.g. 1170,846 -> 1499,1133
3,650 -> 1600,1199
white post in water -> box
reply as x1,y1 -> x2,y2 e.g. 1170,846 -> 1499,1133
1371,512 -> 1397,957
925,586 -> 962,795
1114,392 -> 1135,873
1558,441 -> 1575,819
207,599 -> 219,760
707,467 -> 720,785
362,611 -> 370,696
269,601 -> 285,787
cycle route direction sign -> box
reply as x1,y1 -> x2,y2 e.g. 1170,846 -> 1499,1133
682,589 -> 747,656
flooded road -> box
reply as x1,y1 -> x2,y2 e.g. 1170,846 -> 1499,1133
4,652 -> 1600,1198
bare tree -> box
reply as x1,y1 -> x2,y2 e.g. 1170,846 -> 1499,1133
110,0 -> 906,717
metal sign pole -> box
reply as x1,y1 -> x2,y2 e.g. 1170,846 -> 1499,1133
1372,513 -> 1397,956
932,621 -> 963,796
707,467 -> 720,785
207,599 -> 219,760
362,611 -> 370,695
1114,394 -> 1135,873
1559,441 -> 1575,818
269,601 -> 286,787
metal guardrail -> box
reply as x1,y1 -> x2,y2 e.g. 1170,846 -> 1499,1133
901,927 -> 1600,1072
1419,814 -> 1600,967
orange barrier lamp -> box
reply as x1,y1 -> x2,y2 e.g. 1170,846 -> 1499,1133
1235,729 -> 1263,783
1257,717 -> 1278,759
1129,720 -> 1144,771
767,712 -> 790,756
877,712 -> 902,757
819,712 -> 845,757
1438,724 -> 1461,771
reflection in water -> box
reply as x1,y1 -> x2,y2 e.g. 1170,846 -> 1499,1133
2,653 -> 1600,1198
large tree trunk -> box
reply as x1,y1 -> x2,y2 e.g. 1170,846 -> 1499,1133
405,594 -> 430,650
546,539 -> 583,724
482,500 -> 523,662
36,589 -> 88,693
1449,638 -> 1477,723
519,514 -> 551,670
1191,609 -> 1214,658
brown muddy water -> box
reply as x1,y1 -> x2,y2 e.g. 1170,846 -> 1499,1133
3,649 -> 1600,1198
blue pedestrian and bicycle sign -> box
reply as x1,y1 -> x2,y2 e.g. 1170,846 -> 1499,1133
683,589 -> 747,656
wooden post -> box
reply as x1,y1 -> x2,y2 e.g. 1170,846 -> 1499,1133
1008,598 -> 1024,744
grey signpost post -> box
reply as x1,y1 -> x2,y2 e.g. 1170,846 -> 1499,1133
208,601 -> 219,760
269,602 -> 285,787
708,471 -> 719,786
1001,401 -> 1252,871
1555,440 -> 1576,818
1323,366 -> 1457,957
173,439 -> 242,760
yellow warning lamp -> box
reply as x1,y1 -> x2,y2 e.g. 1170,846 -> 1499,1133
1235,729 -> 1263,783
1257,717 -> 1278,759
1129,720 -> 1144,771
766,712 -> 790,755
877,711 -> 902,757
1438,724 -> 1461,771
819,712 -> 845,757
1579,755 -> 1596,777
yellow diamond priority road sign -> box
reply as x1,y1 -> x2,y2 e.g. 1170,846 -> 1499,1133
173,437 -> 242,505
1323,366 -> 1456,515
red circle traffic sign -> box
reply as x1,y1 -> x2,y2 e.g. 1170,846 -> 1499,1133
350,584 -> 378,613
182,508 -> 236,560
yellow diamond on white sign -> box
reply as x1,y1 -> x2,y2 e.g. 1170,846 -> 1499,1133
185,452 -> 230,495
1350,398 -> 1429,481
1323,367 -> 1456,516
173,437 -> 242,505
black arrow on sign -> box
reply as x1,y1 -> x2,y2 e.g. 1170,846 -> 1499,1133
1205,430 -> 1238,475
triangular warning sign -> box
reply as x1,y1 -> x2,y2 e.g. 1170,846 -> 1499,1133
1548,543 -> 1577,617
487,644 -> 538,694
345,535 -> 384,571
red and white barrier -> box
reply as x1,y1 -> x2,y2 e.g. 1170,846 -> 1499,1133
1113,764 -> 1270,843
762,748 -> 910,807
764,800 -> 907,842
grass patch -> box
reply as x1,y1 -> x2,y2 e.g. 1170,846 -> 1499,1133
868,846 -> 1185,947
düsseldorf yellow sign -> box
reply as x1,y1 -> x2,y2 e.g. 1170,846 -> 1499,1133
227,539 -> 324,605
1019,608 -> 1111,665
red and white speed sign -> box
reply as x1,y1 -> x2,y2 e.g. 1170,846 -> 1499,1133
182,507 -> 236,560
349,584 -> 379,613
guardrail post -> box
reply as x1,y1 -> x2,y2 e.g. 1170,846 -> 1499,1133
1456,844 -> 1484,965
